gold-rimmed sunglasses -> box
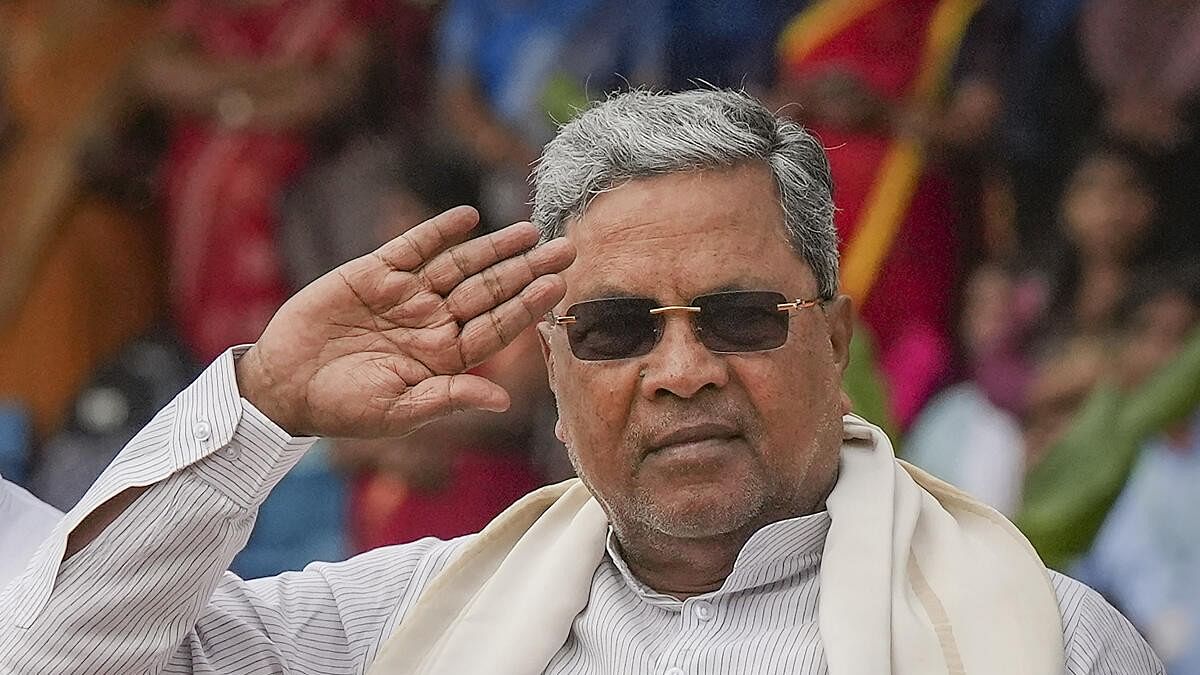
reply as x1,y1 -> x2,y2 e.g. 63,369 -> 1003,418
549,290 -> 822,361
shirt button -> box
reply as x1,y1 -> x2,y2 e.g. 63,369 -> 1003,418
693,600 -> 713,621
192,420 -> 212,442
665,668 -> 685,675
220,445 -> 240,460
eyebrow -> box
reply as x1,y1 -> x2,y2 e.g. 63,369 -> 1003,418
571,278 -> 786,304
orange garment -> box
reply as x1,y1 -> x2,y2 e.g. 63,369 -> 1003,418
0,201 -> 162,442
0,1 -> 165,442
778,0 -> 981,427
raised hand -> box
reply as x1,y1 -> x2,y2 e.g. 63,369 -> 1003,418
235,206 -> 574,438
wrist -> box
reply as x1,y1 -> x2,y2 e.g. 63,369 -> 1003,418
235,346 -> 304,435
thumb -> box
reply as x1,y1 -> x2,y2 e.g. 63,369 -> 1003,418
399,373 -> 512,429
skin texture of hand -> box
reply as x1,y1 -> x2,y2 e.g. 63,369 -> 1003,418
235,206 -> 574,438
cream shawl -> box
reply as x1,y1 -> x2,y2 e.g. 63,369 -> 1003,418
369,414 -> 1064,674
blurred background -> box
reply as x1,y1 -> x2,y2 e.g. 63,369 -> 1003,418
0,0 -> 1198,669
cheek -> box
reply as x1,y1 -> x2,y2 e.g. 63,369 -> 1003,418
731,343 -> 841,442
557,364 -> 638,450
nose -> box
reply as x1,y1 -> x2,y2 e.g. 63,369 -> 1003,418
638,314 -> 729,399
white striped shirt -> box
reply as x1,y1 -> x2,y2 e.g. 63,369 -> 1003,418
0,349 -> 1164,674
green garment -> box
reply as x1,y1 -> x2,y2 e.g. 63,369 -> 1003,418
843,325 -> 899,447
1017,327 -> 1200,570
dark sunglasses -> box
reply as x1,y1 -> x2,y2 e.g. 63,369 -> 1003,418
549,290 -> 822,361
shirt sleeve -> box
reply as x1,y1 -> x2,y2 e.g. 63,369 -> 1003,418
0,347 -> 464,673
1051,571 -> 1166,675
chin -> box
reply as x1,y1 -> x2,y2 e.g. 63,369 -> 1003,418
633,481 -> 767,539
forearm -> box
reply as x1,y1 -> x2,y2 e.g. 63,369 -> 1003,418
0,349 -> 315,673
2,473 -> 260,672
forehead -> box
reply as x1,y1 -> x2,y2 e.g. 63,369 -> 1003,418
560,164 -> 817,303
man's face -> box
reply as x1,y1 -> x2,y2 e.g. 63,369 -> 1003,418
540,164 -> 852,540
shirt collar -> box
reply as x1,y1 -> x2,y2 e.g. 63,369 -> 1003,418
604,510 -> 831,607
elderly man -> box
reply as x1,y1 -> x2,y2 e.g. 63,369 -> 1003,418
0,90 -> 1160,674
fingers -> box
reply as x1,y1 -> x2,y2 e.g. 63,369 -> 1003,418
443,237 -> 575,322
373,205 -> 480,272
458,273 -> 567,365
419,221 -> 542,294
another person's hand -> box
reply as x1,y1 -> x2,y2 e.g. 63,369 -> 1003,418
236,206 -> 574,438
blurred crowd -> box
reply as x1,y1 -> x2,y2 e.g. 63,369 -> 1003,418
1,0 -> 1198,670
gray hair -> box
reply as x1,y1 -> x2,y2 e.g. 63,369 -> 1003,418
531,89 -> 839,300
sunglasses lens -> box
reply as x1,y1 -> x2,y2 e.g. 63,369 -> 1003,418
565,298 -> 660,361
695,291 -> 790,352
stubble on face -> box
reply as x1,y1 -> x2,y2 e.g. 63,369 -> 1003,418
546,164 -> 850,559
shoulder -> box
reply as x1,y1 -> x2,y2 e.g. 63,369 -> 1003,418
1048,570 -> 1165,675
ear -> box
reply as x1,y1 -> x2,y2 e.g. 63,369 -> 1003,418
536,320 -> 558,395
537,321 -> 572,444
825,296 -> 854,416
824,294 -> 854,375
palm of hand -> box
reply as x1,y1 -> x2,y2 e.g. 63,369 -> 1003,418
238,207 -> 574,438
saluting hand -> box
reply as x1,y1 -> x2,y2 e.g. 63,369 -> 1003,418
235,206 -> 574,438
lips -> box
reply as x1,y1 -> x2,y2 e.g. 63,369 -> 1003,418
647,422 -> 741,452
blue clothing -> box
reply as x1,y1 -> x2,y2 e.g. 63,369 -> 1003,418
904,383 -> 1025,517
665,0 -> 805,90
230,440 -> 348,578
0,404 -> 32,483
436,0 -> 668,144
1076,414 -> 1200,674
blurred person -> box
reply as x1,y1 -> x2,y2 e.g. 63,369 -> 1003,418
303,154 -> 558,552
283,145 -> 552,555
138,0 -> 370,363
434,0 -> 668,223
1077,0 -> 1200,155
949,0 -> 1087,252
905,263 -> 1027,516
771,0 -> 982,429
1032,0 -> 1200,260
280,141 -> 487,289
965,140 -> 1164,418
0,474 -> 60,590
1018,278 -> 1200,570
1035,141 -> 1161,339
1072,267 -> 1200,673
0,1 -> 166,443
1020,336 -> 1107,469
0,90 -> 1162,674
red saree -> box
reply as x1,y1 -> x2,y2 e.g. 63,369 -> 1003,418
163,0 -> 356,362
778,0 -> 981,427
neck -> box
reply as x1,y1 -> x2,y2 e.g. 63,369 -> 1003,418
612,500 -> 826,600
615,527 -> 752,599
